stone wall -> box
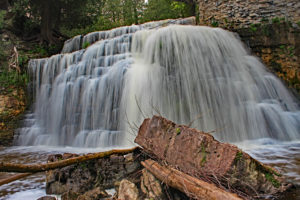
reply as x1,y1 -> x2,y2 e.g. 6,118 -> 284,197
237,22 -> 300,96
198,0 -> 300,28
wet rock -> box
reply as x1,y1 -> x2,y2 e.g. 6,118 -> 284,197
61,191 -> 81,200
118,179 -> 139,200
46,149 -> 143,196
37,196 -> 56,200
77,187 -> 110,200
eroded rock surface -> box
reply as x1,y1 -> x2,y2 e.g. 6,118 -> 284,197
46,149 -> 143,199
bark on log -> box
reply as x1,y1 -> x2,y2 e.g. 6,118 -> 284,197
0,173 -> 32,186
0,147 -> 138,173
142,159 -> 242,200
135,116 -> 289,197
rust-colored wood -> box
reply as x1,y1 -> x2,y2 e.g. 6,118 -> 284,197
0,147 -> 138,173
141,159 -> 243,200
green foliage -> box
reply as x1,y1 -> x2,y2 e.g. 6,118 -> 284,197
142,0 -> 193,23
0,69 -> 28,89
235,151 -> 243,162
288,46 -> 295,57
200,144 -> 206,166
260,17 -> 269,23
18,54 -> 29,69
0,10 -> 6,30
176,127 -> 181,134
10,0 -> 194,40
297,21 -> 300,26
265,172 -> 280,188
249,24 -> 257,32
82,41 -> 91,49
279,45 -> 285,49
211,21 -> 219,27
271,17 -> 280,24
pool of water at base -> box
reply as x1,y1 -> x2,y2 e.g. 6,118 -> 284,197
0,139 -> 300,200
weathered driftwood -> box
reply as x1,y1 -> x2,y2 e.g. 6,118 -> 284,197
135,116 -> 289,198
142,159 -> 242,200
0,147 -> 138,173
0,173 -> 32,186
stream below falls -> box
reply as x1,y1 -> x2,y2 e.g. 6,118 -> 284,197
0,140 -> 300,199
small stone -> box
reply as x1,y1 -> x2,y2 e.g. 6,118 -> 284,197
37,196 -> 56,200
77,187 -> 110,200
118,179 -> 139,200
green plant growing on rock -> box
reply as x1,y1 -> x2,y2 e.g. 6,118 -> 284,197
175,127 -> 181,135
82,41 -> 91,49
211,20 -> 219,27
265,172 -> 280,188
288,46 -> 295,57
249,24 -> 257,32
260,17 -> 269,24
297,21 -> 300,26
200,144 -> 207,166
272,17 -> 280,24
234,151 -> 243,162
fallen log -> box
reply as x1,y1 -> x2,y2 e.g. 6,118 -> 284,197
0,173 -> 32,186
142,159 -> 242,200
0,147 -> 138,173
135,116 -> 290,198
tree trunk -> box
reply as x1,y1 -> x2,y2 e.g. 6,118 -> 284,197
40,0 -> 54,44
135,116 -> 288,198
0,173 -> 32,186
0,0 -> 9,10
142,159 -> 243,200
0,147 -> 138,173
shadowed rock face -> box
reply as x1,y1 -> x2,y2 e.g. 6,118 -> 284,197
135,115 -> 291,198
45,149 -> 143,196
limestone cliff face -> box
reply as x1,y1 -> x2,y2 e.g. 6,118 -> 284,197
237,22 -> 300,95
198,0 -> 300,28
196,0 -> 300,95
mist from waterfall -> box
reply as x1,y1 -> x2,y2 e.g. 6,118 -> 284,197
17,18 -> 300,147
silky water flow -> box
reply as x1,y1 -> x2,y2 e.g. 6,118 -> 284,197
17,19 -> 300,148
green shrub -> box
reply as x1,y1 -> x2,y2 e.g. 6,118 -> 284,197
82,41 -> 91,49
0,69 -> 28,89
272,17 -> 280,24
211,21 -> 219,27
250,24 -> 257,32
0,10 -> 6,30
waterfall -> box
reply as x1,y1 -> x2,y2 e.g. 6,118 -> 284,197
17,18 -> 300,147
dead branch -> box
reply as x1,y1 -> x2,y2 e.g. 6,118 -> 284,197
0,147 -> 138,173
141,159 -> 242,200
0,173 -> 32,186
8,46 -> 21,73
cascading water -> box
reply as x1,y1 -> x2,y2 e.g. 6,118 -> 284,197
122,25 -> 300,143
17,18 -> 300,148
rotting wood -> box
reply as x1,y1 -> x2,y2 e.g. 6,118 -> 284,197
141,159 -> 242,200
0,173 -> 32,186
0,147 -> 138,173
135,116 -> 288,197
